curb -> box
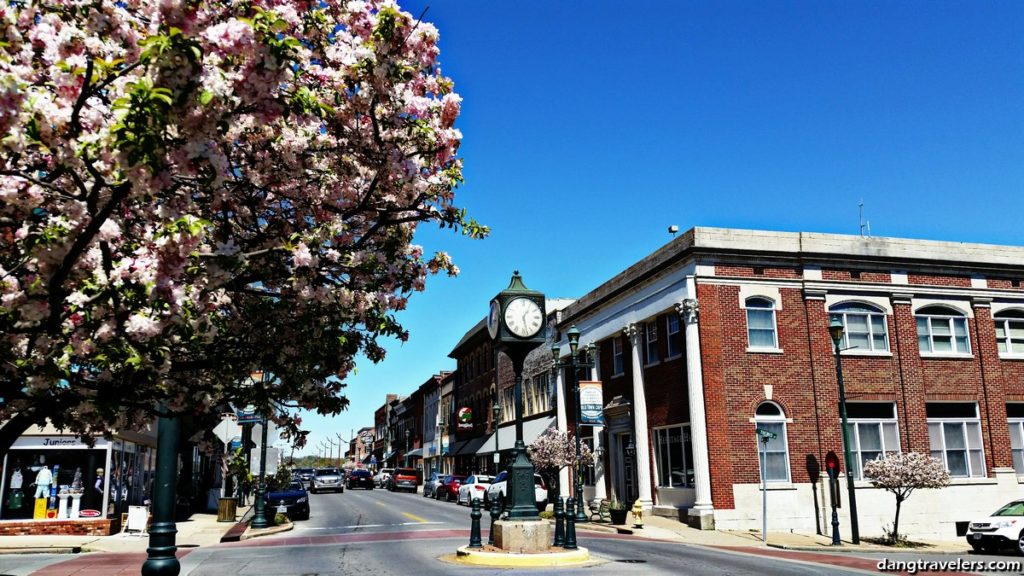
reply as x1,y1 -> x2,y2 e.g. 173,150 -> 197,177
452,545 -> 591,567
239,520 -> 294,541
0,546 -> 82,555
766,542 -> 972,555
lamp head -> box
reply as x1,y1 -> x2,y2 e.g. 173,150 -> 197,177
828,317 -> 845,346
492,399 -> 501,420
567,325 -> 581,355
551,345 -> 560,363
625,439 -> 636,458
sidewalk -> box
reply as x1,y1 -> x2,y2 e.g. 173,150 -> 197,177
0,504 -> 253,555
579,514 -> 971,554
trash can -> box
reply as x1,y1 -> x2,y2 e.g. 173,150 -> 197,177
217,497 -> 237,522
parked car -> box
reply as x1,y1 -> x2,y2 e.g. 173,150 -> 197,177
388,468 -> 418,492
312,468 -> 344,494
265,480 -> 310,520
485,470 -> 548,511
965,499 -> 1024,553
294,467 -> 315,489
422,472 -> 443,498
434,474 -> 467,502
346,468 -> 374,490
373,468 -> 394,488
457,474 -> 493,505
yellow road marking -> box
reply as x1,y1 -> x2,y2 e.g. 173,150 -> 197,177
402,511 -> 428,523
375,501 -> 386,507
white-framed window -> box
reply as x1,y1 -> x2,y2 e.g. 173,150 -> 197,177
916,306 -> 971,355
829,303 -> 889,352
501,387 -> 514,424
754,402 -> 790,482
845,402 -> 900,479
644,321 -> 660,365
653,424 -> 694,488
666,313 -> 683,358
746,297 -> 778,349
995,310 -> 1024,356
927,402 -> 985,478
612,337 -> 624,376
1008,404 -> 1024,474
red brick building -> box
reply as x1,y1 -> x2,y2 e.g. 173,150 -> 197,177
556,227 -> 1024,539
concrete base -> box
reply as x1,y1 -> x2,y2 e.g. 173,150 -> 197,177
493,519 -> 552,552
687,509 -> 715,530
454,546 -> 590,567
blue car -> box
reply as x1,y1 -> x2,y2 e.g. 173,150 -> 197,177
265,481 -> 310,521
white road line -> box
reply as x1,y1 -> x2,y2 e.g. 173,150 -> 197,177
295,521 -> 446,530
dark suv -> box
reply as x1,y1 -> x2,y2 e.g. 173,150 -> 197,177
346,468 -> 374,490
295,468 -> 315,489
388,468 -> 419,493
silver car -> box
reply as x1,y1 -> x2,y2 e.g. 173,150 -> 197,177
312,468 -> 344,494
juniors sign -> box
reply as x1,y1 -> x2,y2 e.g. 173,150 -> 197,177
578,381 -> 605,425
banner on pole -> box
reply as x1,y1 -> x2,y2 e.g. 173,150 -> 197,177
579,381 -> 605,425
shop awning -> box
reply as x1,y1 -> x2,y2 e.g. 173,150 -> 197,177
454,435 -> 488,456
406,448 -> 423,458
476,416 -> 555,455
446,439 -> 466,456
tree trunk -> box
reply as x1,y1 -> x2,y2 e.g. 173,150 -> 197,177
0,411 -> 40,463
892,495 -> 903,543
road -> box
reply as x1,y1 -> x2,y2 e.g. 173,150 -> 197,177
2,488 -> 1018,575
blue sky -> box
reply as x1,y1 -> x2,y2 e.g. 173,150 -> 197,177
295,0 -> 1024,455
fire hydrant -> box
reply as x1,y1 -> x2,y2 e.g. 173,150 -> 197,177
631,501 -> 644,529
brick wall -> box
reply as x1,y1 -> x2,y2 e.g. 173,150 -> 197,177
0,518 -> 118,536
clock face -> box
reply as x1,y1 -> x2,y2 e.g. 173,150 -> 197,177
503,297 -> 543,338
487,299 -> 500,339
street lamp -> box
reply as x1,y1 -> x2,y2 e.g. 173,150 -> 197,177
250,412 -> 270,530
828,316 -> 860,545
437,421 -> 447,475
492,398 -> 502,473
551,325 -> 595,523
405,429 -> 411,467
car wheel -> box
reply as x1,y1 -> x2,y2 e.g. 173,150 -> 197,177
310,488 -> 316,494
1016,530 -> 1024,555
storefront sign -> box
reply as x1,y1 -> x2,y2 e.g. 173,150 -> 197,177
456,407 -> 473,431
235,406 -> 261,424
12,436 -> 109,449
579,381 -> 605,425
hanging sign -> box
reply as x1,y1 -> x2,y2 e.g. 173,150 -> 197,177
578,381 -> 605,425
456,407 -> 473,431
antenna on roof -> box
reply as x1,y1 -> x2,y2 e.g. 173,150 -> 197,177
668,225 -> 679,237
859,200 -> 871,237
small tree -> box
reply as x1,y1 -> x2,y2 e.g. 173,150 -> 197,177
863,452 -> 950,543
528,428 -> 593,501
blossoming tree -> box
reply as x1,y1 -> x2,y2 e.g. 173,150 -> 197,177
862,452 -> 950,543
528,427 -> 593,501
0,0 -> 482,448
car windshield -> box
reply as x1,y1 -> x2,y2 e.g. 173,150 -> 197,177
993,501 -> 1024,516
317,469 -> 341,475
296,468 -> 313,475
476,475 -> 492,483
287,482 -> 303,491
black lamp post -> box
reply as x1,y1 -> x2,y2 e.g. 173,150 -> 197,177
552,325 -> 595,524
492,399 -> 502,473
250,413 -> 270,530
436,421 -> 446,475
141,403 -> 181,576
828,317 -> 860,545
405,429 -> 411,467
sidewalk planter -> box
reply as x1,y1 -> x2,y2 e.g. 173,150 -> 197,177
608,502 -> 628,525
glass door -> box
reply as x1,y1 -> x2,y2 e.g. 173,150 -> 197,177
619,432 -> 636,503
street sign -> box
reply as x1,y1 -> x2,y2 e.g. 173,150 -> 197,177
228,436 -> 242,451
755,428 -> 777,442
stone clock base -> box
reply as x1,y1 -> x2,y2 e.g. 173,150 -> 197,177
492,519 -> 552,552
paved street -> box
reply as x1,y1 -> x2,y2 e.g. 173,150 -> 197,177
8,488 -> 1009,575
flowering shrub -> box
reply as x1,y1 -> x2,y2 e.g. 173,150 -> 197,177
528,427 -> 593,494
863,452 -> 950,543
0,0 -> 482,443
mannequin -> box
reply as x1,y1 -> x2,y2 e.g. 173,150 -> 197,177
8,468 -> 24,510
94,468 -> 104,494
34,465 -> 52,499
72,468 -> 83,492
10,468 -> 23,490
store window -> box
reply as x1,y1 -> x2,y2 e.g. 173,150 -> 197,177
1008,403 -> 1024,474
927,402 -> 985,478
644,321 -> 659,365
845,402 -> 900,479
612,337 -> 624,376
2,440 -> 109,520
653,424 -> 694,488
666,313 -> 683,358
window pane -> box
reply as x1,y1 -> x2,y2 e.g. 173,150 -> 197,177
969,450 -> 984,477
916,317 -> 928,336
954,319 -> 968,337
955,335 -> 970,353
748,310 -> 774,330
848,332 -> 871,350
1012,425 -> 1024,450
764,453 -> 789,482
996,322 -> 1007,340
870,315 -> 886,332
859,424 -> 882,451
882,422 -> 899,452
670,429 -> 686,488
932,320 -> 952,337
966,422 -> 983,450
873,334 -> 888,351
943,423 -> 966,449
928,423 -> 942,449
847,314 -> 869,332
919,334 -> 931,352
932,335 -> 953,352
656,429 -> 670,487
845,423 -> 859,451
1014,450 -> 1024,474
749,328 -> 776,348
946,450 -> 969,477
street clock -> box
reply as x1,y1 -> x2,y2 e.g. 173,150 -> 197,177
487,271 -> 547,347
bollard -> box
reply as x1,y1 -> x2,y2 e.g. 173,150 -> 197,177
553,496 -> 565,547
489,495 -> 501,545
469,497 -> 483,548
564,497 -> 578,550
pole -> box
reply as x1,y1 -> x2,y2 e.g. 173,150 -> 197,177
834,344 -> 860,544
760,435 -> 768,544
142,404 -> 181,576
572,358 -> 586,522
250,415 -> 270,529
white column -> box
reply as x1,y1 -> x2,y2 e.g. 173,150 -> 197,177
625,324 -> 654,510
679,293 -> 715,529
554,367 -> 570,499
590,343 -> 607,501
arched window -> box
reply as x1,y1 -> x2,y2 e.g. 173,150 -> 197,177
829,302 -> 889,352
915,305 -> 970,354
994,309 -> 1024,355
746,297 -> 778,349
754,402 -> 790,482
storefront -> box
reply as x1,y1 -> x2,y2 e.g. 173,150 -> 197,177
1,432 -> 156,523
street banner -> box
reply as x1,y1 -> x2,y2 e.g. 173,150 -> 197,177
236,405 -> 260,424
456,407 -> 473,431
579,380 -> 605,425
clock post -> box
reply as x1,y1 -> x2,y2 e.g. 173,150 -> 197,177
486,271 -> 552,549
